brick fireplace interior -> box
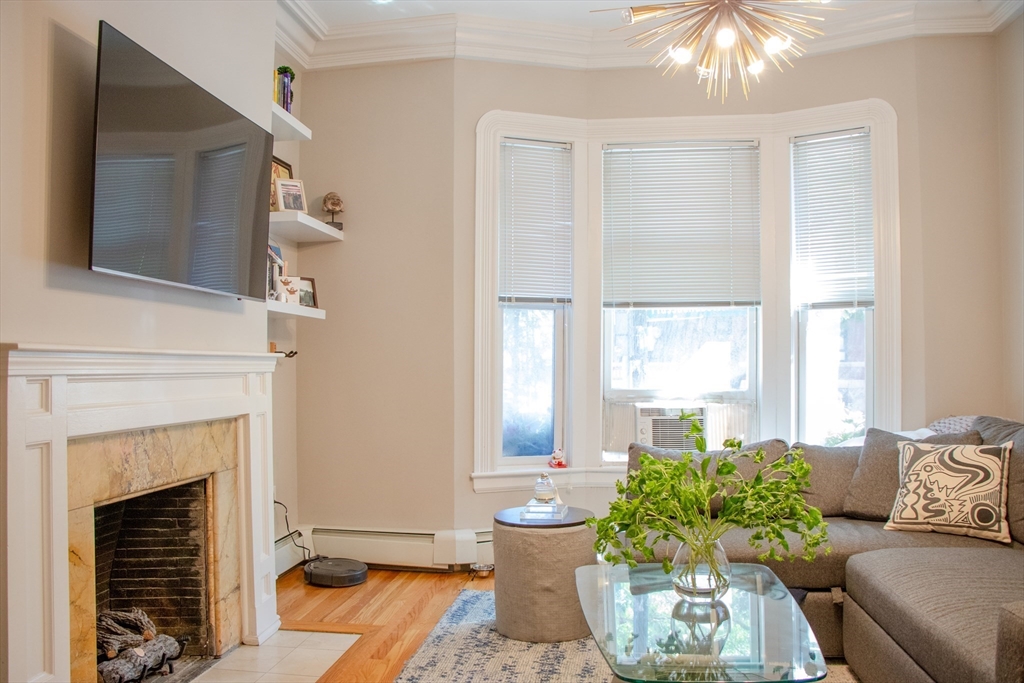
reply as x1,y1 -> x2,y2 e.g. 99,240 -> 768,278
94,479 -> 212,655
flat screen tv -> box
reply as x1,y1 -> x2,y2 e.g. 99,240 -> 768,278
90,21 -> 273,301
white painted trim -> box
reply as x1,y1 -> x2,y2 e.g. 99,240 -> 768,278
471,466 -> 626,493
1,344 -> 280,680
276,2 -> 1023,71
474,113 -> 589,479
474,99 -> 902,485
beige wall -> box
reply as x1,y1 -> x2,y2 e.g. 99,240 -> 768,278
997,16 -> 1024,421
295,60 -> 457,531
914,36 -> 1004,420
0,0 -> 277,352
297,34 -> 1015,534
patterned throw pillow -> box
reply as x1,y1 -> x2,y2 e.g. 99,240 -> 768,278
885,441 -> 1013,543
927,415 -> 978,434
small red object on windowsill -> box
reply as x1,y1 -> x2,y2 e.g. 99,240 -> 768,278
548,448 -> 567,469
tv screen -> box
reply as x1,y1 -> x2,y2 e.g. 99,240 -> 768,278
90,21 -> 273,301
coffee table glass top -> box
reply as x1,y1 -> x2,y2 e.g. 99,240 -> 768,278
576,563 -> 826,683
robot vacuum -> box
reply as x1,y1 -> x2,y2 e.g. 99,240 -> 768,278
304,557 -> 369,587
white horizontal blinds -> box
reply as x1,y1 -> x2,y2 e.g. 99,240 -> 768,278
602,141 -> 761,308
93,154 -> 175,280
792,129 -> 874,308
190,144 -> 245,292
499,138 -> 573,304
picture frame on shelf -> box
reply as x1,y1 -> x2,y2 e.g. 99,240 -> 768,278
298,277 -> 318,308
276,273 -> 301,304
267,245 -> 284,299
275,178 -> 307,213
270,157 -> 293,212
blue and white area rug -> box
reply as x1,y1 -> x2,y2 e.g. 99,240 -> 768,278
396,589 -> 859,683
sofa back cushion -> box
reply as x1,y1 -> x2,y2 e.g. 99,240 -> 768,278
626,439 -> 789,514
973,416 -> 1024,544
843,428 -> 983,521
792,443 -> 860,517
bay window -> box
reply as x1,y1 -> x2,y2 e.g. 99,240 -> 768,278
792,129 -> 875,445
498,138 -> 572,460
473,102 -> 899,488
601,142 -> 761,455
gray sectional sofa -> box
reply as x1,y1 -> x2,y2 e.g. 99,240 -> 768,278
627,415 -> 1024,683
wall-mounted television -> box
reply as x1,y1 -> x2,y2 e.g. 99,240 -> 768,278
90,21 -> 272,301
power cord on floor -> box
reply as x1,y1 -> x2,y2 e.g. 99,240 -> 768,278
274,500 -> 316,562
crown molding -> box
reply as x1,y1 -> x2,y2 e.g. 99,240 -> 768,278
276,1 -> 1024,72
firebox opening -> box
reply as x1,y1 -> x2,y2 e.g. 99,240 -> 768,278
94,479 -> 212,657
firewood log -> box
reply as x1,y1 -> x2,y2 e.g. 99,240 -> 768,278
96,608 -> 160,660
96,635 -> 182,683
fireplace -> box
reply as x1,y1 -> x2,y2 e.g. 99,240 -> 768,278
1,345 -> 280,683
94,480 -> 212,654
67,418 -> 244,680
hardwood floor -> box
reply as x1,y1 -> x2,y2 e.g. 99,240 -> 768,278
277,566 -> 494,683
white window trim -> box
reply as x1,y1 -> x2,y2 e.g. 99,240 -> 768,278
472,100 -> 901,492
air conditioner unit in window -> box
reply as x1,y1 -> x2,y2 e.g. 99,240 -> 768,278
635,403 -> 707,450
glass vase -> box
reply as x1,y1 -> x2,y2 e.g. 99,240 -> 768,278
671,538 -> 731,600
670,598 -> 732,656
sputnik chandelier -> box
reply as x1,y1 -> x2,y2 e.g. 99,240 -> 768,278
613,0 -> 836,100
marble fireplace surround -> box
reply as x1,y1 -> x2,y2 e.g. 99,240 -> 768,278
1,344 -> 280,683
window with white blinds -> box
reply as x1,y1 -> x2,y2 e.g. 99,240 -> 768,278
499,139 -> 572,303
792,129 -> 874,308
190,144 -> 246,292
602,141 -> 761,307
93,154 -> 175,280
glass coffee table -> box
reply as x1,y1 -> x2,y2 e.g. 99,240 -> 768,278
576,563 -> 826,682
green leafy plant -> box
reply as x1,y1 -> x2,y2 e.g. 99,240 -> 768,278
277,65 -> 297,82
588,414 -> 830,582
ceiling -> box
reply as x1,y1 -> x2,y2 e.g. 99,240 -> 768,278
276,0 -> 1024,70
305,0 -> 631,30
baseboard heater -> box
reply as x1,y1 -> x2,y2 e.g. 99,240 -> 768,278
312,527 -> 441,569
310,527 -> 490,570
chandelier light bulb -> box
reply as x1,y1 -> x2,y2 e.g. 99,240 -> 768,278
764,34 -> 793,54
668,46 -> 693,64
716,27 -> 736,48
747,59 -> 765,74
621,8 -> 635,25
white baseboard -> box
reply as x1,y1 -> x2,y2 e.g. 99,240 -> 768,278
310,527 -> 481,569
275,531 -> 309,575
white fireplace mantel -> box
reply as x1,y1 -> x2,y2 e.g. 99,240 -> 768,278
1,343 -> 281,683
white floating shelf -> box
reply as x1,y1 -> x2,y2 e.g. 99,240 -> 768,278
271,102 -> 312,142
267,300 -> 326,320
269,211 -> 344,243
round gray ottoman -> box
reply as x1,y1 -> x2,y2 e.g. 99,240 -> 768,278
492,506 -> 597,643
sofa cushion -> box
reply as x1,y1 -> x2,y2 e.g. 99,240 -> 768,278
846,548 -> 1024,683
973,416 -> 1024,544
928,415 -> 978,434
885,441 -> 1013,543
715,517 -> 1009,590
626,439 -> 789,514
792,443 -> 859,517
843,428 -> 983,521
997,602 -> 1024,683
626,438 -> 788,475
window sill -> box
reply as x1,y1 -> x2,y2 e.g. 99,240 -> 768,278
470,466 -> 626,493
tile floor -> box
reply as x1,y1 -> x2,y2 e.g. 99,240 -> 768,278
195,630 -> 360,683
